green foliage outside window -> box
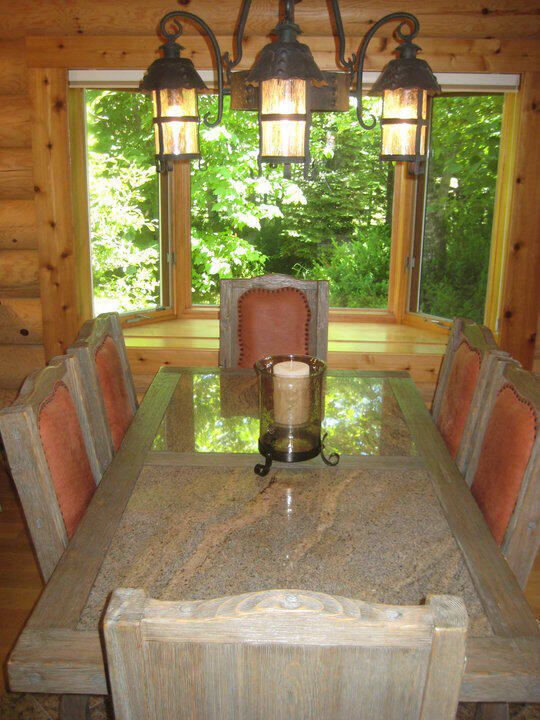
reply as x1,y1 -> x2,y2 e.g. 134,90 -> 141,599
86,90 -> 160,314
192,95 -> 393,307
85,90 -> 503,317
418,95 -> 504,322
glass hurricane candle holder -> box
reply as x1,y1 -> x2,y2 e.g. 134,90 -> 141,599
254,354 -> 339,476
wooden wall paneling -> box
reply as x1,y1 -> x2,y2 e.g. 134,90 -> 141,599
0,344 -> 45,390
499,72 -> 540,369
68,88 -> 93,326
0,199 -> 37,249
30,67 -> 80,360
0,298 -> 43,344
0,40 -> 27,94
388,164 -> 416,322
0,147 -> 34,200
0,95 -> 31,147
0,249 -> 39,297
23,35 -> 540,74
4,0 -> 540,39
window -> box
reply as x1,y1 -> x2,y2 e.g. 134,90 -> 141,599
409,94 -> 504,323
190,95 -> 394,309
84,90 -> 172,317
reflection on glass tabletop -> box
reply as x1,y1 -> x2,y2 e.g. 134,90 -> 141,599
152,370 -> 415,456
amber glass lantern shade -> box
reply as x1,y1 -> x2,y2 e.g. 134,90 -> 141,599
380,87 -> 428,162
260,78 -> 308,162
152,87 -> 200,165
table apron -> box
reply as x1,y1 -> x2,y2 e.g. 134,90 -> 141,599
8,629 -> 540,702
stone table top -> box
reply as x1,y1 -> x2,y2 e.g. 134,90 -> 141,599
78,464 -> 491,637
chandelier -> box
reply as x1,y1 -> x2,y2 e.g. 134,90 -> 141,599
140,0 -> 441,177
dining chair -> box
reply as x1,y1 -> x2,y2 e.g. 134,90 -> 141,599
68,312 -> 138,453
219,273 -> 329,367
465,360 -> 540,589
105,588 -> 467,720
432,317 -> 508,473
0,355 -> 108,581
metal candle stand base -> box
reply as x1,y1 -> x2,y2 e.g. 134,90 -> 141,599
254,432 -> 340,477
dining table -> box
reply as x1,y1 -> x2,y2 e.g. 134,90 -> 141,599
7,367 -> 540,709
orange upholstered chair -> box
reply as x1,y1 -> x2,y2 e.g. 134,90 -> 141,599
219,274 -> 329,368
432,318 -> 508,474
69,312 -> 138,453
465,361 -> 540,588
0,356 -> 107,580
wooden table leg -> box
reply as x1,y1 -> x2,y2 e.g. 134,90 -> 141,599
474,702 -> 509,720
59,694 -> 90,719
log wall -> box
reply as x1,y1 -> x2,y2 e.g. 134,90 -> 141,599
0,0 -> 538,400
0,40 -> 45,394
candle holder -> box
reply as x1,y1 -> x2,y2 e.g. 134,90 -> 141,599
254,354 -> 340,476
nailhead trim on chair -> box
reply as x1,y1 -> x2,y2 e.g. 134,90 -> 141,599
497,382 -> 538,438
237,287 -> 311,367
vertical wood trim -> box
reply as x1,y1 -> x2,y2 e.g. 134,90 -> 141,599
388,163 -> 416,322
172,161 -> 192,315
484,93 -> 521,338
30,68 -> 79,359
68,87 -> 93,326
499,72 -> 540,368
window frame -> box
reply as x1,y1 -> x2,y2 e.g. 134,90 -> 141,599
405,91 -> 514,335
69,87 -> 176,328
70,80 -> 518,331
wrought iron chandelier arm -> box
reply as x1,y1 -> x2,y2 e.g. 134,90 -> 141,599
223,0 -> 253,83
328,0 -> 356,77
354,12 -> 419,130
160,10 -> 224,128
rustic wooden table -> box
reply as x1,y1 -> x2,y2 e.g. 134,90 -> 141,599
8,368 -> 540,708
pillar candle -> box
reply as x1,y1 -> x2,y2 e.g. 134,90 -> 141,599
273,360 -> 310,426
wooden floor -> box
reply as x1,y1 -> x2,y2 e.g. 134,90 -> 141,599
124,318 -> 449,406
0,457 -> 539,699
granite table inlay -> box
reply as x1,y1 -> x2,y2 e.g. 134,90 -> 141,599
78,464 -> 491,636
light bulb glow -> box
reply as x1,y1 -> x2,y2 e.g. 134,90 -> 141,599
260,78 -> 306,159
381,88 -> 427,158
153,87 -> 199,157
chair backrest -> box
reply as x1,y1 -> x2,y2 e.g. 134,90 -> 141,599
465,360 -> 540,588
68,312 -> 138,453
432,317 -> 508,473
219,274 -> 329,368
0,356 -> 107,580
104,588 -> 467,720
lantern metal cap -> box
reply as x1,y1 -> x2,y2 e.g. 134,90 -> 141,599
246,1 -> 325,86
139,41 -> 207,92
246,39 -> 325,85
371,42 -> 441,96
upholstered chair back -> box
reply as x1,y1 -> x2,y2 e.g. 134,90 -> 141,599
68,312 -> 138,453
0,356 -> 107,580
432,317 -> 508,473
465,360 -> 540,588
105,588 -> 467,720
219,274 -> 329,368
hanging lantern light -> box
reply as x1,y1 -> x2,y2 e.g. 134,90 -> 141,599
140,11 -> 224,172
244,0 -> 325,178
371,33 -> 440,173
329,5 -> 441,175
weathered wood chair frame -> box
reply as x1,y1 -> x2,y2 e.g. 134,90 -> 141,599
68,312 -> 138,459
432,317 -> 509,474
464,360 -> 540,589
0,355 -> 108,581
219,273 -> 329,367
105,588 -> 467,720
